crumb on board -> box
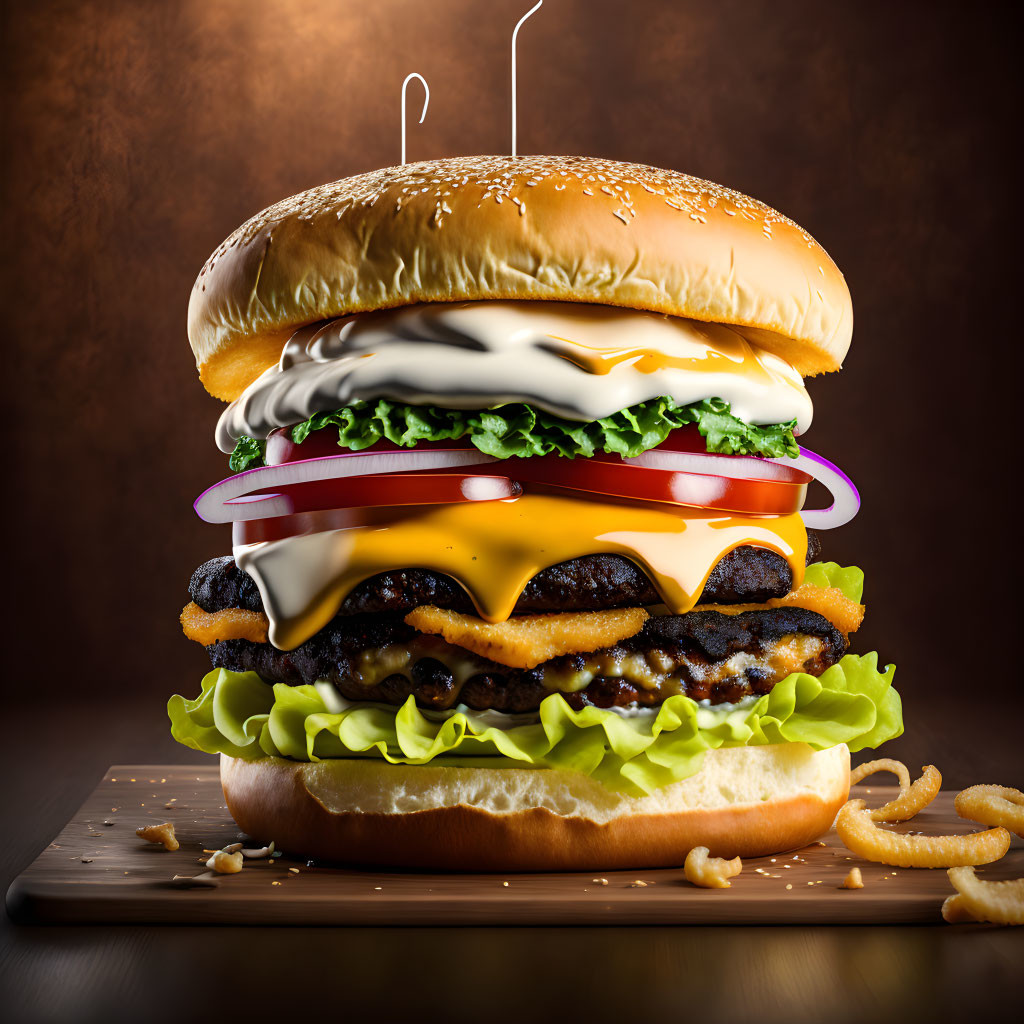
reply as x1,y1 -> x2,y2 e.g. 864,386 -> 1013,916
242,842 -> 276,860
685,847 -> 743,889
136,822 -> 178,851
206,849 -> 243,874
841,867 -> 865,889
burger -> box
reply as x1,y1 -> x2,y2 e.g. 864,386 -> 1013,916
170,155 -> 902,870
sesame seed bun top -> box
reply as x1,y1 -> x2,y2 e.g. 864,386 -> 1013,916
189,155 -> 852,401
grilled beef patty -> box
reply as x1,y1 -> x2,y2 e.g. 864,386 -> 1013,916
191,531 -> 821,618
206,605 -> 845,713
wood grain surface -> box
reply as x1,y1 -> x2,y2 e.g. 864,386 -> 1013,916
8,765 -> 1021,926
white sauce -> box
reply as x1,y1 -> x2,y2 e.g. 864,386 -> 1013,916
217,301 -> 812,450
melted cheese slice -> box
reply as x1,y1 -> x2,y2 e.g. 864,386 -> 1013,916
233,494 -> 807,651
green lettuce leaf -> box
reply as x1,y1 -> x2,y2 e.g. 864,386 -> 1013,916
228,396 -> 800,472
804,561 -> 865,603
227,435 -> 267,473
169,654 -> 901,796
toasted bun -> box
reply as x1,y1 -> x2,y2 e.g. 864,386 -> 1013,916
220,743 -> 850,871
190,156 -> 852,401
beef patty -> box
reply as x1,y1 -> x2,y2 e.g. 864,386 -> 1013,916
191,531 -> 821,618
206,605 -> 846,713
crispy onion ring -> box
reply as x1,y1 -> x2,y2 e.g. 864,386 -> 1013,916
684,846 -> 742,889
955,785 -> 1024,839
850,757 -> 910,790
836,799 -> 1012,868
942,867 -> 1024,926
849,760 -> 942,821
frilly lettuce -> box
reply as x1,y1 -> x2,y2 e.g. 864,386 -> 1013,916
804,561 -> 865,603
228,396 -> 799,471
169,654 -> 901,796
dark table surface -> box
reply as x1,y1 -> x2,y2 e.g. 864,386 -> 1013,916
2,691 -> 1021,1024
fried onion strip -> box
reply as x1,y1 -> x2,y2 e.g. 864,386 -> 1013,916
850,758 -> 910,791
869,765 -> 942,822
942,867 -> 1024,926
849,760 -> 941,821
835,799 -> 1011,868
955,785 -> 1024,839
940,894 -> 975,923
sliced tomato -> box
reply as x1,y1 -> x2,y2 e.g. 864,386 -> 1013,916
506,455 -> 805,515
251,424 -> 804,518
651,425 -> 709,454
233,475 -> 517,544
231,471 -> 519,523
265,427 -> 340,465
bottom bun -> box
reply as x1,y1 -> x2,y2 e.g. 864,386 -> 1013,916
220,743 -> 850,871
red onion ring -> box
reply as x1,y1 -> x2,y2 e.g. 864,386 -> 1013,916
623,447 -> 812,484
194,449 -> 497,523
767,447 -> 861,529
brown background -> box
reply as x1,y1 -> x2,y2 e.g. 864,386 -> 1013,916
1,1 -> 1022,1018
3,0 -> 1021,778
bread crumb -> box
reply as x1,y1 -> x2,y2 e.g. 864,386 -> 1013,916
206,849 -> 243,874
136,822 -> 178,851
841,867 -> 865,889
685,847 -> 742,889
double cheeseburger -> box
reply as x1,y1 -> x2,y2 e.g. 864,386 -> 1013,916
171,155 -> 901,870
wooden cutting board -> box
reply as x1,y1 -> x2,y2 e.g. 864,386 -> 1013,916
7,765 -> 1020,925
